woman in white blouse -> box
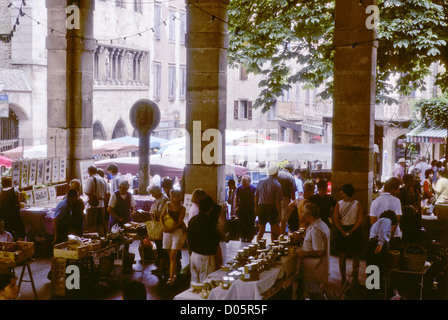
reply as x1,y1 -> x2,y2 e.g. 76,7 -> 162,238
433,167 -> 448,204
333,184 -> 363,286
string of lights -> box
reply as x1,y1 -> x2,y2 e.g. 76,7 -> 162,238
2,0 -> 381,49
4,1 -> 185,44
0,0 -> 27,43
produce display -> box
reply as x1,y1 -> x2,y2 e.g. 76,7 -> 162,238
190,233 -> 304,299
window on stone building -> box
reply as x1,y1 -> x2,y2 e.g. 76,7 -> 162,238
154,3 -> 162,40
179,65 -> 186,100
268,103 -> 276,120
112,120 -> 127,139
93,121 -> 106,140
94,50 -> 100,80
169,8 -> 176,43
153,62 -> 162,100
180,11 -> 186,45
235,100 -> 252,120
134,0 -> 142,13
168,64 -> 176,100
239,65 -> 248,80
0,109 -> 19,148
115,0 -> 125,8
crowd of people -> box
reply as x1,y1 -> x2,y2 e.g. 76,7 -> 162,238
2,154 -> 447,300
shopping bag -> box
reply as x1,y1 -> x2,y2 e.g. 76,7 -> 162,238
146,220 -> 163,240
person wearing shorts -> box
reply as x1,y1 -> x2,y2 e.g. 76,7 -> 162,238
160,189 -> 186,285
84,166 -> 108,236
255,166 -> 283,242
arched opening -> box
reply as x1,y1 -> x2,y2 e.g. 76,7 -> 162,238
0,109 -> 20,152
93,120 -> 107,140
112,119 -> 127,139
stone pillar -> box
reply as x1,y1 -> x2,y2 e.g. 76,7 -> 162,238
46,0 -> 95,182
332,0 -> 377,214
184,0 -> 228,204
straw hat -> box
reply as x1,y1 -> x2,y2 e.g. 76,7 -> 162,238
398,158 -> 406,163
268,166 -> 278,176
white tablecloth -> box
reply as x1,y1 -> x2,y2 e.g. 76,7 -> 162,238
173,253 -> 298,301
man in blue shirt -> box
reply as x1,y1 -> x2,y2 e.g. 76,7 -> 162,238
255,166 -> 283,242
53,189 -> 79,245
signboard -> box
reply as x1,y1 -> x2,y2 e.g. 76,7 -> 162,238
79,159 -> 94,194
59,157 -> 67,182
29,160 -> 37,186
20,161 -> 29,188
12,162 -> 20,188
44,158 -> 52,184
0,94 -> 8,118
51,157 -> 59,183
36,160 -> 45,185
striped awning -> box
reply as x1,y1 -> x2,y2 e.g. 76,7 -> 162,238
406,125 -> 447,144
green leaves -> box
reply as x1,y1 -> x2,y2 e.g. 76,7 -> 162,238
228,0 -> 448,112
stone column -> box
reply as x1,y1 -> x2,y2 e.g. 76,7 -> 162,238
332,0 -> 377,213
46,0 -> 95,182
184,0 -> 228,204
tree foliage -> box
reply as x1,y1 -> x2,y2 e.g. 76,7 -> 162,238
228,0 -> 448,112
412,94 -> 448,129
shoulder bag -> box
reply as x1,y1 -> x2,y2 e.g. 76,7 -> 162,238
88,177 -> 100,207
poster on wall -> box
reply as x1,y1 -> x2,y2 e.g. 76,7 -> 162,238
36,159 -> 45,185
48,186 -> 57,201
44,158 -> 52,184
12,162 -> 21,188
20,161 -> 29,188
25,190 -> 34,205
33,188 -> 48,203
28,160 -> 37,187
51,158 -> 59,184
79,159 -> 94,194
59,157 -> 67,182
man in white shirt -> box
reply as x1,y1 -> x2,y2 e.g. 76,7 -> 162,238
415,156 -> 432,185
369,177 -> 402,244
297,202 -> 330,300
84,166 -> 108,236
0,219 -> 13,242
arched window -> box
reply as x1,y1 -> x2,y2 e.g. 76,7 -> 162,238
93,121 -> 106,140
395,134 -> 420,163
112,119 -> 127,139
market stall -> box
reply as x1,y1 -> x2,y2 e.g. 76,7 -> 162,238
174,235 -> 301,301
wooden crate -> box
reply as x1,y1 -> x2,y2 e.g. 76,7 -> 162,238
0,241 -> 35,266
53,242 -> 90,260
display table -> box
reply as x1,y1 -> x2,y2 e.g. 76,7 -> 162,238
174,252 -> 298,301
384,262 -> 433,300
20,195 -> 154,238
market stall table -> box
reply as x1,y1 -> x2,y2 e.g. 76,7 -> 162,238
384,262 -> 433,300
174,252 -> 298,300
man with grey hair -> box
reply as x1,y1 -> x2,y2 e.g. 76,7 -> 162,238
84,165 -> 108,235
235,175 -> 256,242
148,185 -> 169,276
297,202 -> 330,300
107,180 -> 136,229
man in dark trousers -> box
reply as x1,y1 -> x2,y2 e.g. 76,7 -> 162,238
277,163 -> 297,235
188,195 -> 221,283
235,175 -> 256,242
255,166 -> 283,242
0,177 -> 25,240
